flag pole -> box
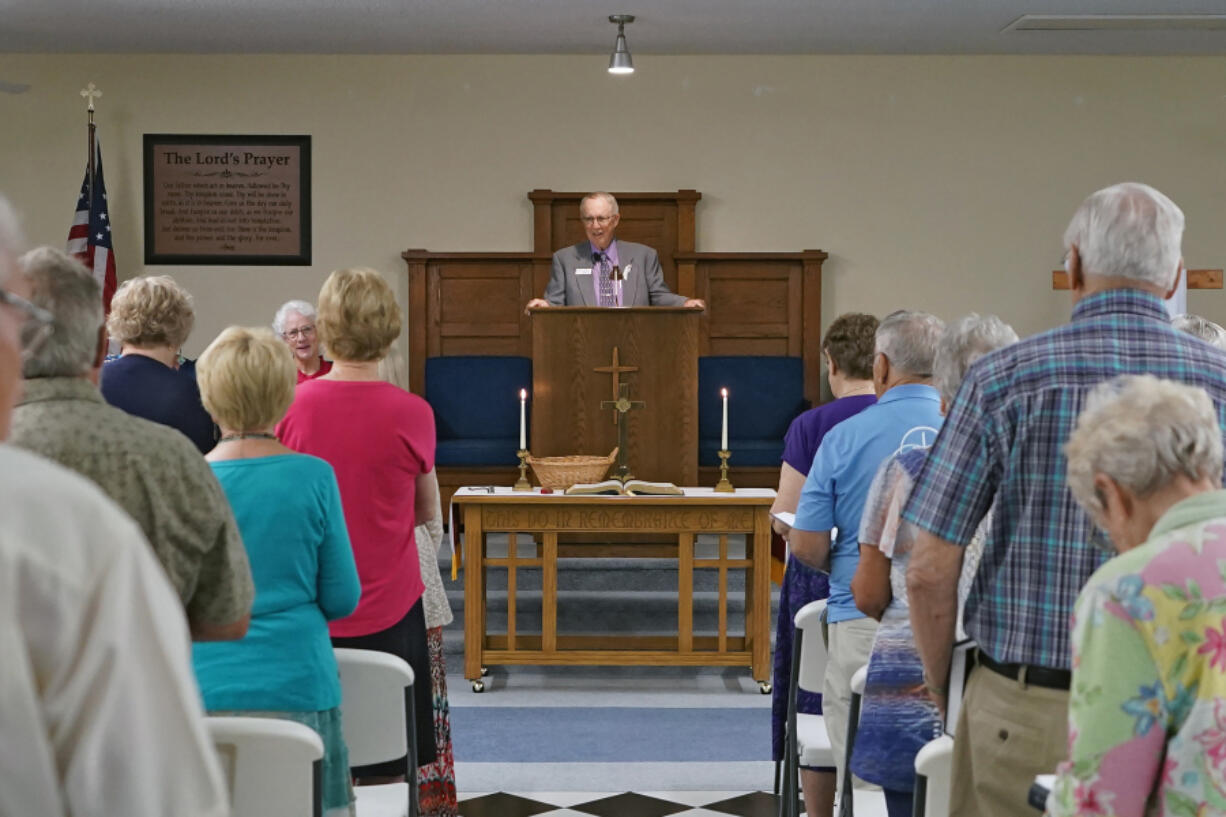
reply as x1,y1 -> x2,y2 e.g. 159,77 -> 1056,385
80,82 -> 101,204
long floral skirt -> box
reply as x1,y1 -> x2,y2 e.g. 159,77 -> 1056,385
418,627 -> 458,817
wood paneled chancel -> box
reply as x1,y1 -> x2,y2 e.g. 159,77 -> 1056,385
403,189 -> 828,499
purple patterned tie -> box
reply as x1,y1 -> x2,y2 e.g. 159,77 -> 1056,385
594,251 -> 615,307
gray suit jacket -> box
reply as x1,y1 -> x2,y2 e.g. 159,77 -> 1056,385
544,240 -> 687,307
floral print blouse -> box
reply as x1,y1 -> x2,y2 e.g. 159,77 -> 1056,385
1048,489 -> 1226,817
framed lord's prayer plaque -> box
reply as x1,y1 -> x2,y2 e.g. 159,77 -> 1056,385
143,134 -> 311,265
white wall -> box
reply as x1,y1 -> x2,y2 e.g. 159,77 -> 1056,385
2,53 -> 1224,355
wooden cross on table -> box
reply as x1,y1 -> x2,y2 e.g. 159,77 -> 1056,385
1052,269 -> 1223,290
594,346 -> 638,425
601,382 -> 645,481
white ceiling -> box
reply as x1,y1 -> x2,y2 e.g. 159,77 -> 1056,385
2,0 -> 1225,55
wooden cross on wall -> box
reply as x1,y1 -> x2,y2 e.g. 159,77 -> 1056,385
594,346 -> 638,425
1052,269 -> 1223,290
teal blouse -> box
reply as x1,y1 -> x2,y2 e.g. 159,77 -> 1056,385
193,454 -> 360,712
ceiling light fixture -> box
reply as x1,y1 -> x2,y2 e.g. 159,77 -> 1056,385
608,14 -> 635,75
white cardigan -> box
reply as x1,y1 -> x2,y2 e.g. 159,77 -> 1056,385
414,470 -> 454,630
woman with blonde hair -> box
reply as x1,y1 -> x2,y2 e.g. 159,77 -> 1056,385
101,274 -> 216,452
279,267 -> 439,783
193,326 -> 361,817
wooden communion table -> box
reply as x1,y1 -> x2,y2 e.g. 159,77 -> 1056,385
453,487 -> 776,693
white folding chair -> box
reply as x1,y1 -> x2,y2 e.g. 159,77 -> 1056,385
836,664 -> 888,817
944,640 -> 976,736
335,648 -> 419,817
779,599 -> 836,817
913,735 -> 954,817
206,715 -> 324,817
1029,774 -> 1056,812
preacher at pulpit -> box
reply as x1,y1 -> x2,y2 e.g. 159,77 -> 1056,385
526,192 -> 705,310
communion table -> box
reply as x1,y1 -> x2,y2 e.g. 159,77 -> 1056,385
454,486 -> 776,693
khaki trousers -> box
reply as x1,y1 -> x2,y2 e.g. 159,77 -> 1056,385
821,616 -> 879,787
950,663 -> 1069,817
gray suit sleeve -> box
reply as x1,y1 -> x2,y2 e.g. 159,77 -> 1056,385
644,248 -> 687,306
544,252 -> 568,306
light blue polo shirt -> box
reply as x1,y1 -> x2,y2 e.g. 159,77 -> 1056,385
793,383 -> 943,623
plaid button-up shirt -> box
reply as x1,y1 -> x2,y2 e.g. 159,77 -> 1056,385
903,288 -> 1226,669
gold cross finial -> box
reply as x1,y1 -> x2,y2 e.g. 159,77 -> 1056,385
600,382 -> 646,482
80,82 -> 102,111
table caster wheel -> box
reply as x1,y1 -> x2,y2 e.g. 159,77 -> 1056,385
480,667 -> 490,676
472,680 -> 485,693
759,681 -> 772,694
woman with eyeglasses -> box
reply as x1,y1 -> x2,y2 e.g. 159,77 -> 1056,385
274,299 -> 332,383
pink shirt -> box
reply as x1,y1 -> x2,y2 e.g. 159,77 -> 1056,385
296,357 -> 333,385
278,379 -> 435,637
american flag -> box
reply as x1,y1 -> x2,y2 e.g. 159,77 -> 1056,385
67,134 -> 117,311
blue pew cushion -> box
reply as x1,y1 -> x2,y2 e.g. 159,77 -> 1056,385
697,356 -> 806,466
436,439 -> 521,468
699,439 -> 786,468
425,355 -> 532,443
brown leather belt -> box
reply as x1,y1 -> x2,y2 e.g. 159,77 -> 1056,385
975,649 -> 1071,691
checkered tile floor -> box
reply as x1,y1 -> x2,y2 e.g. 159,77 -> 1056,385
458,791 -> 795,817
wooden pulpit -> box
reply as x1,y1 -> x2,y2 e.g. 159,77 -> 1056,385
530,307 -> 700,485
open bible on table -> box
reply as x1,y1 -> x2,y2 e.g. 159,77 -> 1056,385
564,479 -> 684,496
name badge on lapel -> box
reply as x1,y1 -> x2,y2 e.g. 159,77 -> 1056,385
575,268 -> 592,276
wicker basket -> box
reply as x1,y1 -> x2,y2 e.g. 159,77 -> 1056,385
527,448 -> 618,490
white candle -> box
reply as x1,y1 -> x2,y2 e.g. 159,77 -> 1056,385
519,388 -> 527,450
720,388 -> 729,451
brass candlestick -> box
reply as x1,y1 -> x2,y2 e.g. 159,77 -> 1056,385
513,449 -> 532,491
714,449 -> 735,492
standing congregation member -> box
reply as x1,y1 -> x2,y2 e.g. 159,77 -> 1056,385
275,299 -> 333,383
100,274 -> 217,453
379,349 -> 458,817
0,196 -> 229,817
770,312 -> 879,817
904,182 -> 1226,817
279,266 -> 440,781
10,246 -> 253,642
194,326 -> 361,817
790,309 -> 945,790
1047,376 -> 1226,816
1172,312 -> 1226,350
525,192 -> 704,309
849,314 -> 1017,817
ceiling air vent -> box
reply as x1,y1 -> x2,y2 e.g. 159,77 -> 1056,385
1004,14 -> 1226,31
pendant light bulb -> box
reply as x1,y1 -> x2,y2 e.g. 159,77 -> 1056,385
608,15 -> 635,75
